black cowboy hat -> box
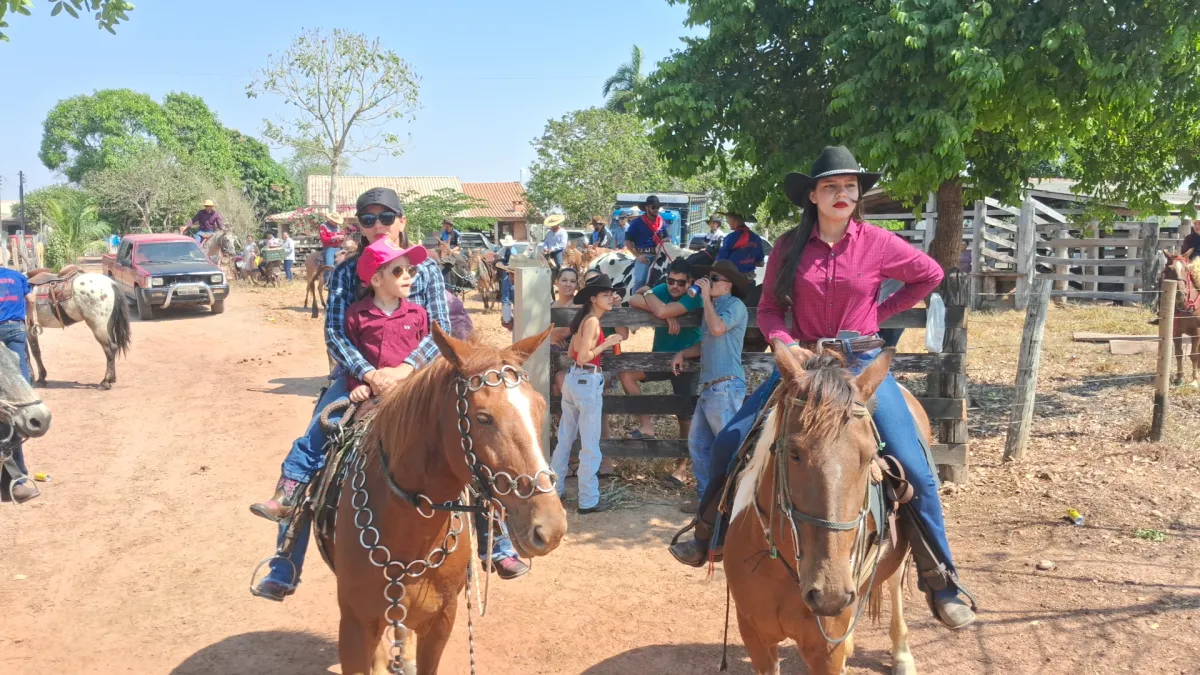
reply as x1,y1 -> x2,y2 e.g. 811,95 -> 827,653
783,146 -> 882,208
573,273 -> 617,305
691,259 -> 752,300
642,195 -> 662,209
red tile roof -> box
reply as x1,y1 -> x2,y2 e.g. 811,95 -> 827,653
462,182 -> 527,219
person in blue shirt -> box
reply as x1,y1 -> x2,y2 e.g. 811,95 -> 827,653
439,219 -> 461,251
0,267 -> 39,503
609,211 -> 629,249
588,216 -> 614,249
715,211 -> 766,277
540,215 -> 568,269
625,196 -> 667,290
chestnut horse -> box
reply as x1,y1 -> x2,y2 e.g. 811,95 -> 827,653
304,239 -> 358,319
322,324 -> 567,674
1160,252 -> 1200,386
724,348 -> 921,675
468,251 -> 496,312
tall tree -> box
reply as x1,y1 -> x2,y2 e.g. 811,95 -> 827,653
247,28 -> 421,211
642,0 -> 1200,267
401,188 -> 489,241
0,0 -> 132,40
526,108 -> 672,223
42,191 -> 110,270
602,45 -> 645,113
39,89 -> 170,182
84,146 -> 205,233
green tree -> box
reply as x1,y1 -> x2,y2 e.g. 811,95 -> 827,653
602,45 -> 645,113
85,145 -> 206,233
227,130 -> 302,218
39,89 -> 169,182
401,188 -> 489,241
0,0 -> 132,41
526,108 -> 672,223
42,191 -> 110,270
641,0 -> 1200,267
247,28 -> 421,211
19,183 -> 88,231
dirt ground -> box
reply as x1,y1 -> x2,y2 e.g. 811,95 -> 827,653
2,278 -> 1199,674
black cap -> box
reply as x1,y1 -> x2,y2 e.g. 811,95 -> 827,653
356,187 -> 405,216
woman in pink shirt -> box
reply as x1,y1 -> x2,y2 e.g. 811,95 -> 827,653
668,146 -> 976,630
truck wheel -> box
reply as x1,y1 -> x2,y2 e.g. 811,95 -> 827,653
136,288 -> 155,321
211,299 -> 226,315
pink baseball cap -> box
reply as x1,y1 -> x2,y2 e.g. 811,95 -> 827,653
357,237 -> 428,284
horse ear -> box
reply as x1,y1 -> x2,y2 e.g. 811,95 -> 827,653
431,322 -> 471,369
510,325 -> 555,364
855,348 -> 895,400
773,343 -> 812,383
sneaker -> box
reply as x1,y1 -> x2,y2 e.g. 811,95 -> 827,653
251,579 -> 296,602
577,500 -> 615,515
490,556 -> 530,580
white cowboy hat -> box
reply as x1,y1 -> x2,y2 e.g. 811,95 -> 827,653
544,214 -> 566,228
500,235 -> 516,247
327,211 -> 345,225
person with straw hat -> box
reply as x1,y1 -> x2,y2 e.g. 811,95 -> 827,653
540,214 -> 568,269
319,211 -> 347,280
668,145 -> 977,630
182,198 -> 224,244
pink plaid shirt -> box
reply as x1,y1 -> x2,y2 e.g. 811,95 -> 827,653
758,220 -> 943,344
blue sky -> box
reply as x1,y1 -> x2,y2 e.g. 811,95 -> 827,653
0,0 -> 699,196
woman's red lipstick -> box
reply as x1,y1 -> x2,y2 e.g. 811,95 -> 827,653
834,200 -> 849,208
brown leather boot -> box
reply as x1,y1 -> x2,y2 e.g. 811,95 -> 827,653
668,505 -> 721,568
10,479 -> 40,504
250,477 -> 305,522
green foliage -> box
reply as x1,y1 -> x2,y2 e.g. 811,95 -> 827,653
602,45 -> 645,113
39,89 -> 168,183
400,188 -> 489,241
1134,528 -> 1166,542
41,190 -> 110,269
0,0 -> 132,41
641,0 -> 1200,222
526,108 -> 674,224
19,183 -> 87,230
42,230 -> 70,272
247,28 -> 420,210
227,130 -> 301,217
84,145 -> 206,233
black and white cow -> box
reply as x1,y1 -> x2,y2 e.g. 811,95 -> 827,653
585,242 -> 686,306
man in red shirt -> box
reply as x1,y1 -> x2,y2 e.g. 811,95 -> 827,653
319,211 -> 347,282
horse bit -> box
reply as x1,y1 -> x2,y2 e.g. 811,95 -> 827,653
348,364 -> 556,675
757,396 -> 884,646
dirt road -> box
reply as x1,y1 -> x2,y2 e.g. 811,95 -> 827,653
1,284 -> 1198,674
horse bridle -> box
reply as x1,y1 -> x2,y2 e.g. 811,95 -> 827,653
348,363 -> 556,675
0,398 -> 44,447
757,395 -> 882,646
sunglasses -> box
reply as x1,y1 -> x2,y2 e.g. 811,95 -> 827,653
359,212 -> 398,228
708,274 -> 729,284
389,264 -> 417,279
665,278 -> 688,287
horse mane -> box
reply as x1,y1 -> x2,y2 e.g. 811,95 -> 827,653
365,340 -> 525,477
778,353 -> 859,446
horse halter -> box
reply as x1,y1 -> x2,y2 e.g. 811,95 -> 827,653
0,398 -> 45,447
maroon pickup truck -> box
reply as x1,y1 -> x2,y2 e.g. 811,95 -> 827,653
101,233 -> 231,320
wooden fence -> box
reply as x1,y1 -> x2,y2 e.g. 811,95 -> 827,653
515,268 -> 972,482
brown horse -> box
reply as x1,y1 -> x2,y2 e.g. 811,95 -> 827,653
468,251 -> 496,312
323,324 -> 566,674
304,239 -> 358,319
1161,253 -> 1200,386
724,348 -> 920,675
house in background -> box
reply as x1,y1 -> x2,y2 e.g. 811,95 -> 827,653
462,182 -> 528,241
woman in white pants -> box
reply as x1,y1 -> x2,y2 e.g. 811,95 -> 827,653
550,273 -> 623,514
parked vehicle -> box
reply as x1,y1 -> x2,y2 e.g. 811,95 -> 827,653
101,234 -> 230,320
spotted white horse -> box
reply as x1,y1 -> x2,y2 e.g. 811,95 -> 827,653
585,242 -> 686,305
27,272 -> 132,390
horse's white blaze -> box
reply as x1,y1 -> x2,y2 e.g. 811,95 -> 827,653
506,385 -> 549,472
731,408 -> 778,519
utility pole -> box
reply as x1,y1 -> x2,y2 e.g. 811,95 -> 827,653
17,171 -> 26,233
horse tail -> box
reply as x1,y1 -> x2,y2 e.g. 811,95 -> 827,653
107,279 -> 132,357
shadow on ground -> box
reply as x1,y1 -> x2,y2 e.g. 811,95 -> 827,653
171,630 -> 337,675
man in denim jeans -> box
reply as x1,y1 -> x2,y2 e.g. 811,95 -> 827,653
669,259 -> 749,503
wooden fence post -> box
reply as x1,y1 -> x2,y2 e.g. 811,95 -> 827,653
922,192 -> 938,252
969,200 -> 984,310
512,265 -> 553,455
1003,277 -> 1052,462
937,270 -> 970,484
1014,196 -> 1036,310
1141,220 -> 1162,308
1151,278 -> 1177,442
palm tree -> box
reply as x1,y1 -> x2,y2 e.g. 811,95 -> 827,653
44,193 -> 111,270
603,45 -> 644,113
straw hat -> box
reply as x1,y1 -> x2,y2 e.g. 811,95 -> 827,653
327,211 -> 345,225
544,214 -> 566,228
202,199 -> 216,208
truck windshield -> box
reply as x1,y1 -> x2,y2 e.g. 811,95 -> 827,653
137,242 -> 209,264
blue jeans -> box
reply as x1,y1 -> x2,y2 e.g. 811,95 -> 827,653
632,257 -> 652,291
0,323 -> 31,382
548,250 -> 564,269
283,259 -> 294,281
500,274 -> 513,324
322,246 -> 338,267
701,356 -> 956,575
687,379 -> 745,500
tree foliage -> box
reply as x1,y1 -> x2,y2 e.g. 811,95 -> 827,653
84,145 -> 206,233
641,0 -> 1200,266
602,45 -> 645,113
401,188 -> 490,241
247,28 -> 421,210
0,0 -> 132,41
38,88 -> 301,218
19,183 -> 88,230
42,190 -> 110,270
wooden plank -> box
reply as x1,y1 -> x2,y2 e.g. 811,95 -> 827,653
1039,273 -> 1140,285
551,395 -> 696,416
914,397 -> 967,420
1031,198 -> 1069,224
1110,340 -> 1158,356
982,230 -> 1013,248
551,350 -> 965,375
1073,332 -> 1158,343
984,197 -> 1021,215
1050,291 -> 1143,302
552,438 -> 967,465
549,305 -> 939,330
980,248 -> 1017,264
1045,238 -> 1146,248
1036,256 -> 1140,267
984,216 -> 1018,232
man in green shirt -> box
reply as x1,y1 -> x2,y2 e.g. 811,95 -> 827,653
623,259 -> 703,491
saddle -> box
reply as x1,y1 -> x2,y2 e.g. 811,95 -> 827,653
28,265 -> 82,327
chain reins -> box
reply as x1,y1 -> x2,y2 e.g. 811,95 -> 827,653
757,393 -> 884,646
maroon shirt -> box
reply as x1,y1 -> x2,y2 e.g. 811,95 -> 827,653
344,296 -> 430,391
759,219 -> 943,343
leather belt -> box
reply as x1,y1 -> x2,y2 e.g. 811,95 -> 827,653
701,375 -> 738,390
571,364 -> 602,374
800,335 -> 885,355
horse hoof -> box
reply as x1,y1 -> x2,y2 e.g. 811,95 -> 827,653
100,381 -> 112,391
892,657 -> 917,675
